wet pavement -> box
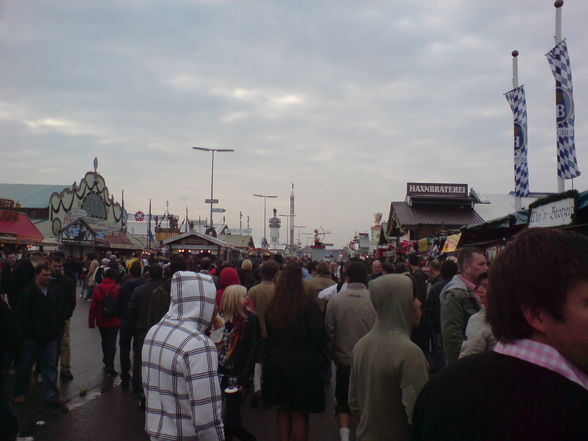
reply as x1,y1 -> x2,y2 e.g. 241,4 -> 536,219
6,285 -> 353,440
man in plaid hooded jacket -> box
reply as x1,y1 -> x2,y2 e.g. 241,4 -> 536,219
142,270 -> 224,441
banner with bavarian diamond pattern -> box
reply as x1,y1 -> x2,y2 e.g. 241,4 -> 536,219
546,39 -> 580,179
505,85 -> 530,198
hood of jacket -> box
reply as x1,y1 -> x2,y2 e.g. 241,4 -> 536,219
439,274 -> 468,303
369,274 -> 414,334
165,271 -> 216,333
219,267 -> 241,290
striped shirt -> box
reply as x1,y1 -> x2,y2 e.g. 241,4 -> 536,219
142,271 -> 223,441
494,338 -> 588,391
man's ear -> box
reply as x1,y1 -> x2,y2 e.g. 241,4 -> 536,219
522,306 -> 551,334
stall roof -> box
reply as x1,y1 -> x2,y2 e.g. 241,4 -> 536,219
0,184 -> 69,208
0,210 -> 44,244
163,231 -> 237,249
390,201 -> 484,227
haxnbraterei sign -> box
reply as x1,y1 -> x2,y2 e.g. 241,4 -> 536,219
528,190 -> 578,228
406,182 -> 468,197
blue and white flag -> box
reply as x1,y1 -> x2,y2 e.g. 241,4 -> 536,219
505,85 -> 530,198
546,39 -> 580,179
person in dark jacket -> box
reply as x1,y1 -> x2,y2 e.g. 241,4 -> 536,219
127,263 -> 164,397
406,253 -> 430,360
1,294 -> 23,441
146,257 -> 187,329
0,253 -> 19,310
218,284 -> 260,441
237,259 -> 256,291
425,259 -> 458,371
13,265 -> 67,407
48,255 -> 76,380
116,261 -> 144,389
263,264 -> 326,441
89,269 -> 121,376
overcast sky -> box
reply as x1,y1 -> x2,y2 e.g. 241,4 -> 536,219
1,0 -> 587,247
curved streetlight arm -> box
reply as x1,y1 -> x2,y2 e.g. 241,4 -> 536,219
193,146 -> 235,229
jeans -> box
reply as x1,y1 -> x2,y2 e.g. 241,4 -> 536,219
85,285 -> 94,300
119,320 -> 133,383
59,320 -> 72,373
98,327 -> 119,372
14,340 -> 59,404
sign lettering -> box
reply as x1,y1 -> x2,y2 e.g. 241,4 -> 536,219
528,197 -> 575,228
406,183 -> 468,197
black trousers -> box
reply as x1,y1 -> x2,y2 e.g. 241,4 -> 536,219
0,375 -> 18,441
132,331 -> 147,396
99,327 -> 119,372
119,320 -> 133,383
334,363 -> 351,414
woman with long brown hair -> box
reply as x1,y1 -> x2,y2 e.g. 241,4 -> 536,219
263,263 -> 326,441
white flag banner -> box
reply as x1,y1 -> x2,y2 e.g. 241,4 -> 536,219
504,85 -> 530,198
546,39 -> 580,179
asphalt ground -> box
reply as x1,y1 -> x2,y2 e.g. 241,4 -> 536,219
5,286 -> 355,441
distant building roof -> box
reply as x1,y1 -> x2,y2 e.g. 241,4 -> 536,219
0,183 -> 69,208
219,234 -> 254,249
391,201 -> 484,227
162,231 -> 237,249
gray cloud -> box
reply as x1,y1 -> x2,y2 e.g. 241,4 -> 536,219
1,0 -> 587,247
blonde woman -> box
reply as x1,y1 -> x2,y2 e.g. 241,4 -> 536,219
218,285 -> 260,441
238,259 -> 257,290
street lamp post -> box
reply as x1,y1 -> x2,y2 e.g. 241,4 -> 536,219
253,193 -> 277,247
193,146 -> 234,232
279,214 -> 290,245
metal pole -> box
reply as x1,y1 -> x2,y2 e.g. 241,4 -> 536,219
555,0 -> 565,192
210,151 -> 215,228
512,50 -> 522,212
263,197 -> 267,244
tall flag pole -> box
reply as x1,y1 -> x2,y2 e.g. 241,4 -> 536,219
546,0 -> 579,192
147,199 -> 154,249
504,50 -> 530,211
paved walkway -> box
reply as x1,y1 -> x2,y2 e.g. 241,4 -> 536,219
6,286 -> 354,440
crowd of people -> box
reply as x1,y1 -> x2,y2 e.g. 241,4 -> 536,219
2,226 -> 588,441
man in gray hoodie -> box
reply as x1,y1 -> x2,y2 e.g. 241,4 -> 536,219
440,248 -> 488,364
326,261 -> 376,441
349,274 -> 428,441
142,271 -> 223,441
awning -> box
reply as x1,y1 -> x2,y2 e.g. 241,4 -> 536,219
389,202 -> 484,227
0,209 -> 44,244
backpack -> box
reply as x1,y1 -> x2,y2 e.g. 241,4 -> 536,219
94,266 -> 105,285
101,286 -> 117,319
